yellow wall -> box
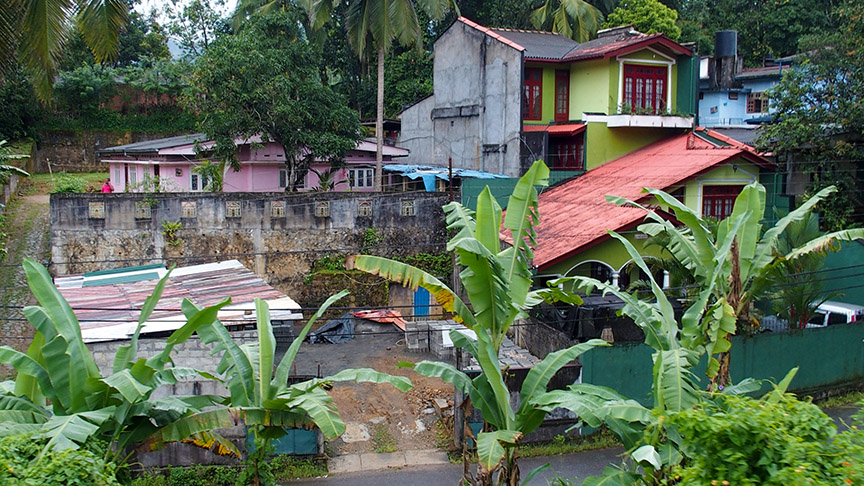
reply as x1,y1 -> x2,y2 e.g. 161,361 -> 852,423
585,123 -> 679,169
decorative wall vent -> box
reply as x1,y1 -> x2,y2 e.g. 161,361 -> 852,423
226,201 -> 242,218
401,199 -> 415,217
314,201 -> 330,218
358,200 -> 372,217
88,201 -> 105,219
181,201 -> 197,218
271,201 -> 286,218
135,202 -> 152,219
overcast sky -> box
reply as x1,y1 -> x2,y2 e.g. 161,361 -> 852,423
134,0 -> 238,22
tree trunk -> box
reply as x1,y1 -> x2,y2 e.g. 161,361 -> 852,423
711,238 -> 741,390
375,46 -> 385,192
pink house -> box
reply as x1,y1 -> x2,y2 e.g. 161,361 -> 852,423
98,134 -> 409,193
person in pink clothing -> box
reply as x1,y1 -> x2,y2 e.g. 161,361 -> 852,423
101,179 -> 114,193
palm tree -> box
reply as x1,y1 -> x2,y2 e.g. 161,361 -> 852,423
0,0 -> 128,101
306,0 -> 454,192
531,0 -> 615,42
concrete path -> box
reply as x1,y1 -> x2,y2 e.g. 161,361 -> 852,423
328,448 -> 451,474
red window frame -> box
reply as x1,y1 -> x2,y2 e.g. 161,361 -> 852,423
523,68 -> 543,120
702,185 -> 744,220
554,70 -> 569,122
549,137 -> 584,170
623,64 -> 667,114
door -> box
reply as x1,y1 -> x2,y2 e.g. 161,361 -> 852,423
414,287 -> 430,319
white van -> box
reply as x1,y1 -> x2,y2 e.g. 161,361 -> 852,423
805,301 -> 864,328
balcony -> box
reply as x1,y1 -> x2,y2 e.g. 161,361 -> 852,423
583,113 -> 694,128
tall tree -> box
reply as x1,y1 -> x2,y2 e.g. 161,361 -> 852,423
603,0 -> 681,41
756,0 -> 864,230
0,0 -> 128,101
307,0 -> 455,192
531,0 -> 612,42
184,12 -> 361,191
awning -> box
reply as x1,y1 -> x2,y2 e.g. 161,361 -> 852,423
383,164 -> 509,192
522,123 -> 586,137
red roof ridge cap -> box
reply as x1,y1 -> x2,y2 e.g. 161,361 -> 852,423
457,17 -> 526,52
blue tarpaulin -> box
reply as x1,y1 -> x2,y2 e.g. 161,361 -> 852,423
383,164 -> 508,192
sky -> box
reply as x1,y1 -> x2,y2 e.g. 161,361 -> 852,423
134,0 -> 238,22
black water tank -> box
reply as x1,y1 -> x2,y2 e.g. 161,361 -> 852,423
715,30 -> 738,58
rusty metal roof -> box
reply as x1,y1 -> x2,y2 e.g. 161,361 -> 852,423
55,260 -> 302,342
523,123 -> 587,136
529,129 -> 772,270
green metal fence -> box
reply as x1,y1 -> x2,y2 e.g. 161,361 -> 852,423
460,171 -> 583,211
581,323 -> 864,405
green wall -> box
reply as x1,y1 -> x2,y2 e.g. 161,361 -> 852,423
540,231 -> 665,277
581,323 -> 864,406
823,241 -> 864,306
676,54 -> 698,116
460,171 -> 583,210
569,59 -> 610,117
584,123 -> 674,169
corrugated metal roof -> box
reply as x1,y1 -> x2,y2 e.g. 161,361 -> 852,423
489,28 -> 579,60
736,65 -> 784,80
56,260 -> 302,342
98,134 -> 208,154
562,32 -> 691,61
527,130 -> 772,269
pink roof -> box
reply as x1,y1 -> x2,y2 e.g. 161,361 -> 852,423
526,130 -> 772,269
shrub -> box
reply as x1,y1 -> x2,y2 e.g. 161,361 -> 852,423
0,433 -> 120,486
52,173 -> 89,193
669,393 -> 864,485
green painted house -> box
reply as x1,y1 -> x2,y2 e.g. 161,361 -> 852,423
398,18 -> 780,289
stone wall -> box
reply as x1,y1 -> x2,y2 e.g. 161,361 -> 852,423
50,191 -> 449,304
31,130 -> 183,173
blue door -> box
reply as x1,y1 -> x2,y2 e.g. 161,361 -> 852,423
414,287 -> 430,319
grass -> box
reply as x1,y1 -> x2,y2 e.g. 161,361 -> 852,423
519,429 -> 621,458
23,171 -> 108,195
371,424 -> 398,454
813,390 -> 864,409
129,457 -> 328,486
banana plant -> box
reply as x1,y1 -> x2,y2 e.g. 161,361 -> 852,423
147,292 -> 412,485
347,160 -> 607,485
608,183 -> 864,387
0,258 -> 231,464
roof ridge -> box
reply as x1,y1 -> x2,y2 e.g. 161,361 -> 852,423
457,17 -> 525,52
490,27 -> 562,35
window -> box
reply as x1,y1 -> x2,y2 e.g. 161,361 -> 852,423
114,167 -> 122,187
279,169 -> 288,189
401,199 -> 415,217
554,70 -> 569,122
590,262 -> 613,283
128,166 -> 137,187
191,173 -> 210,192
358,200 -> 373,217
135,202 -> 151,219
523,68 -> 543,120
549,138 -> 584,170
348,168 -> 374,188
623,64 -> 667,114
702,185 -> 744,220
747,92 -> 769,113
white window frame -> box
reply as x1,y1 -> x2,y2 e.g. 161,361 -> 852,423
348,168 -> 374,189
190,172 -> 211,192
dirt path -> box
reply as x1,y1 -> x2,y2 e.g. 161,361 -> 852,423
0,193 -> 51,363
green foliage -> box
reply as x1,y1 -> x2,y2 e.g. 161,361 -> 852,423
312,255 -> 348,273
0,65 -> 43,141
186,12 -> 361,191
358,49 -> 434,118
603,0 -> 682,40
397,253 -> 451,279
51,174 -> 88,194
755,0 -> 864,229
40,108 -> 198,133
362,227 -> 382,251
161,220 -> 183,247
0,139 -> 29,187
166,0 -> 229,58
129,458 -> 326,486
670,393 -> 864,485
191,161 -> 224,192
350,161 -> 604,485
371,424 -> 397,453
0,433 -> 120,486
54,64 -> 118,119
531,0 -> 604,42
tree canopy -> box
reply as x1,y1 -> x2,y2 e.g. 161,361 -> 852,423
756,0 -> 864,229
603,0 -> 681,40
185,12 -> 361,191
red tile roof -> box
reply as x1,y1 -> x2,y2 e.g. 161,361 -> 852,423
523,123 -> 586,136
527,130 -> 772,270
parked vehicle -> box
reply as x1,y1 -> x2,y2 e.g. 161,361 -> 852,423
761,300 -> 864,331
